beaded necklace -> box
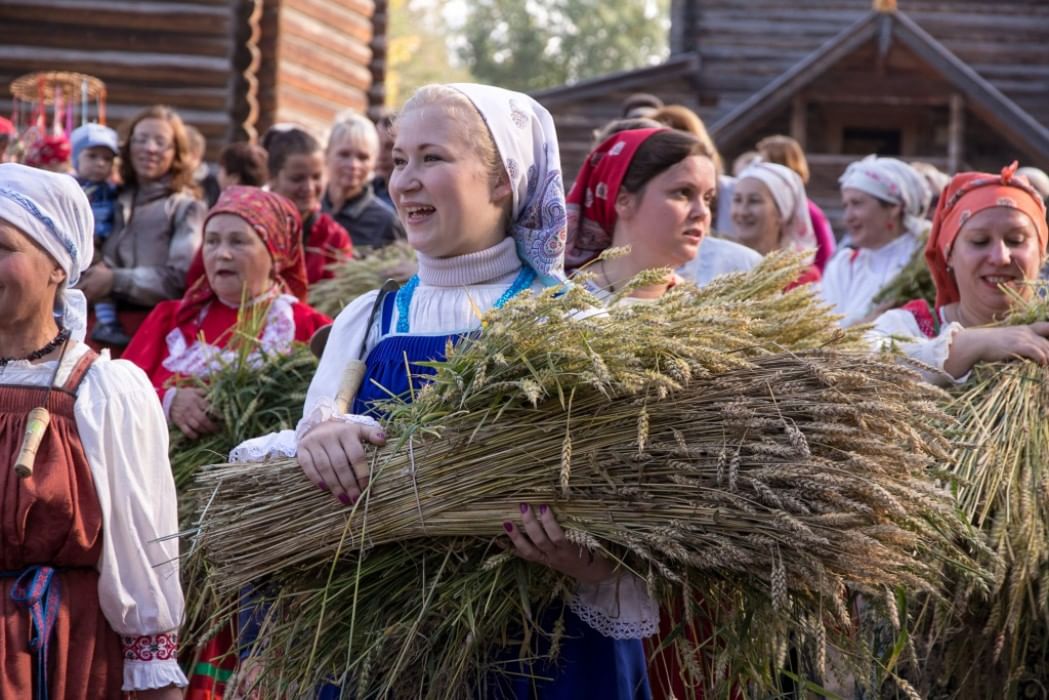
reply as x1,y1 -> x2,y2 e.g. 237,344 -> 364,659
0,328 -> 71,368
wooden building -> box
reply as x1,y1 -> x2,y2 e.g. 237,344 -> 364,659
0,0 -> 386,158
535,0 -> 1049,223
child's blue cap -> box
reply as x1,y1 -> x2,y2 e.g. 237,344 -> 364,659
71,123 -> 119,166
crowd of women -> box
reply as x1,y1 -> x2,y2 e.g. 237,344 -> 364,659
1,78 -> 1048,698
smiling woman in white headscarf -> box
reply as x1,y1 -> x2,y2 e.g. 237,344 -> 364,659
233,83 -> 654,699
730,160 -> 821,286
0,163 -> 185,699
820,156 -> 931,326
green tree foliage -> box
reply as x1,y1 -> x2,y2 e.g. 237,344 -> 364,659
387,0 -> 473,107
458,0 -> 668,93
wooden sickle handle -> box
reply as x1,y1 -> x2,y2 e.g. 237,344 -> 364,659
14,407 -> 51,478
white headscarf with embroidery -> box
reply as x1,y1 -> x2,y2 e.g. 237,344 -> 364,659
449,83 -> 567,283
839,155 -> 931,235
0,163 -> 93,340
737,161 -> 817,254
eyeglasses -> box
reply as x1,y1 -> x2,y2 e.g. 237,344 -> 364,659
130,135 -> 174,150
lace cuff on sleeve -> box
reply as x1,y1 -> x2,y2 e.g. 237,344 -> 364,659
294,397 -> 381,443
568,572 -> 659,640
229,402 -> 382,463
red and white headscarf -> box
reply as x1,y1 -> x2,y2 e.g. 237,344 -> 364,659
926,161 -> 1048,307
178,186 -> 308,323
564,128 -> 666,272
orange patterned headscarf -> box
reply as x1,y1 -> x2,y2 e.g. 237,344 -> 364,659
178,186 -> 308,323
925,161 -> 1048,307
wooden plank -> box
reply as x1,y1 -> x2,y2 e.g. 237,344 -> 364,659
0,24 -> 228,57
0,1 -> 230,34
279,39 -> 372,92
278,60 -> 371,104
277,84 -> 369,124
283,0 -> 373,44
281,7 -> 372,66
0,48 -> 229,87
948,94 -> 965,174
791,95 -> 807,149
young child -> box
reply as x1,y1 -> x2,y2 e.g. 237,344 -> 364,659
262,126 -> 353,283
70,123 -> 129,346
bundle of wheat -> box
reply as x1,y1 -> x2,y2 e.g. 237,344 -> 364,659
187,254 -> 970,696
904,291 -> 1049,698
309,242 -> 417,317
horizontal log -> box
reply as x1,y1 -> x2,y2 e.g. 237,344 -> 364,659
279,37 -> 372,91
0,51 -> 230,88
281,6 -> 372,66
276,84 -> 368,127
0,24 -> 228,58
0,1 -> 230,34
283,0 -> 373,44
103,85 -> 231,113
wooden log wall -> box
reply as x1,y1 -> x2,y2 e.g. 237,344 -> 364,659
266,0 -> 374,141
683,0 -> 1049,135
0,0 -> 379,158
0,0 -> 235,156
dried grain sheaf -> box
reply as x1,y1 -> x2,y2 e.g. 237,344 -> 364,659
185,252 -> 970,697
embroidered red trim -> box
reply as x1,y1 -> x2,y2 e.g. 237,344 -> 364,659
121,632 -> 178,662
900,299 -> 938,339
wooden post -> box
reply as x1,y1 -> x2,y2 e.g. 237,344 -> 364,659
791,95 -> 807,150
948,93 -> 964,174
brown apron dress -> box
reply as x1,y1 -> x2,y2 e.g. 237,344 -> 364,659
0,349 -> 124,698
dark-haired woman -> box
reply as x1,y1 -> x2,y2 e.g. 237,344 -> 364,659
264,125 -> 353,283
79,105 -> 207,345
565,127 -> 718,300
565,128 -> 730,699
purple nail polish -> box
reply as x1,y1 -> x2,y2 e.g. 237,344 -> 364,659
318,481 -> 329,492
377,432 -> 387,440
539,504 -> 548,515
503,521 -> 513,533
338,493 -> 351,506
519,502 -> 529,514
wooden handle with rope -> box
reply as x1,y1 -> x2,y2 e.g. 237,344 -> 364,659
333,279 -> 401,414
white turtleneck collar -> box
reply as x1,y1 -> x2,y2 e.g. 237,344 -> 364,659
415,237 -> 522,287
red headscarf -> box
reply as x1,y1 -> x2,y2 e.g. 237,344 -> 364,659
926,161 -> 1048,307
564,128 -> 666,272
0,117 -> 14,136
179,186 -> 309,323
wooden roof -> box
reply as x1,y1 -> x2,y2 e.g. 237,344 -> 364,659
675,0 -> 1049,133
709,9 -> 1049,165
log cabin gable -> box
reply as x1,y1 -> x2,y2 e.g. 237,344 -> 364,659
709,8 -> 1049,171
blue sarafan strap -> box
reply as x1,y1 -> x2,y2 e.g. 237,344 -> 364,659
393,266 -> 536,335
6,565 -> 60,700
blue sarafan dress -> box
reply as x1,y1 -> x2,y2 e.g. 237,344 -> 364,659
342,272 -> 651,700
